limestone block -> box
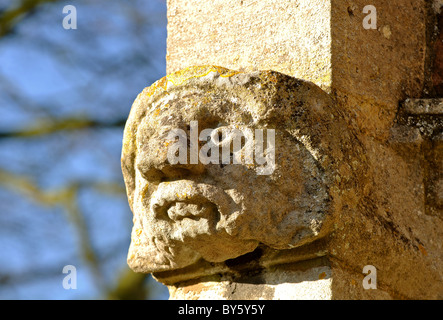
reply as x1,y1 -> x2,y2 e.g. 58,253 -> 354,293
166,0 -> 428,140
122,66 -> 443,299
167,0 -> 332,90
157,0 -> 443,299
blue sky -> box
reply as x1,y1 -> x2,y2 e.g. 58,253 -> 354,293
0,0 -> 169,299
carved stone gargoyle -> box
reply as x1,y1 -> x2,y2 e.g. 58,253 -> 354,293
121,66 -> 363,285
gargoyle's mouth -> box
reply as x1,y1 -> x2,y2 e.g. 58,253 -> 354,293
149,180 -> 231,222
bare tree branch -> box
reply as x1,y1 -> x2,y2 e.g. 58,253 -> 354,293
0,170 -> 108,292
0,117 -> 127,139
0,0 -> 166,299
0,0 -> 60,37
106,268 -> 148,300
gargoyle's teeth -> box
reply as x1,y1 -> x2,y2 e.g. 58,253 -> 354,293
166,202 -> 212,221
149,180 -> 232,220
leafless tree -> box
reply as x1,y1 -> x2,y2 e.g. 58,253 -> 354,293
0,0 -> 168,299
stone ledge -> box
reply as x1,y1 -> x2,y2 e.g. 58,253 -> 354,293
397,98 -> 443,138
402,98 -> 443,115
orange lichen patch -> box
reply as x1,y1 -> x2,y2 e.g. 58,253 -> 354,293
145,66 -> 240,98
169,65 -> 240,86
318,272 -> 327,279
141,183 -> 150,201
175,184 -> 194,200
153,108 -> 161,117
135,228 -> 143,237
177,191 -> 190,200
418,244 -> 428,256
145,76 -> 168,98
201,96 -> 213,105
268,74 -> 278,83
121,129 -> 136,155
258,70 -> 281,84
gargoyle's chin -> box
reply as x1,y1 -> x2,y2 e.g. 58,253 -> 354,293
179,230 -> 260,263
149,209 -> 259,264
141,180 -> 259,265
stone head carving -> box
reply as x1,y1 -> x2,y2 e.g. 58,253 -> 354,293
122,66 -> 353,274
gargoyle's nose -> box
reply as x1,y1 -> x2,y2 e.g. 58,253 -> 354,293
138,160 -> 206,183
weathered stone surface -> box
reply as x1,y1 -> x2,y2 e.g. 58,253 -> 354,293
122,0 -> 443,299
167,0 -> 332,90
168,259 -> 394,300
121,66 -> 359,277
167,0 -> 428,140
122,66 -> 443,299
432,3 -> 443,95
396,98 -> 443,217
168,258 -> 335,300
